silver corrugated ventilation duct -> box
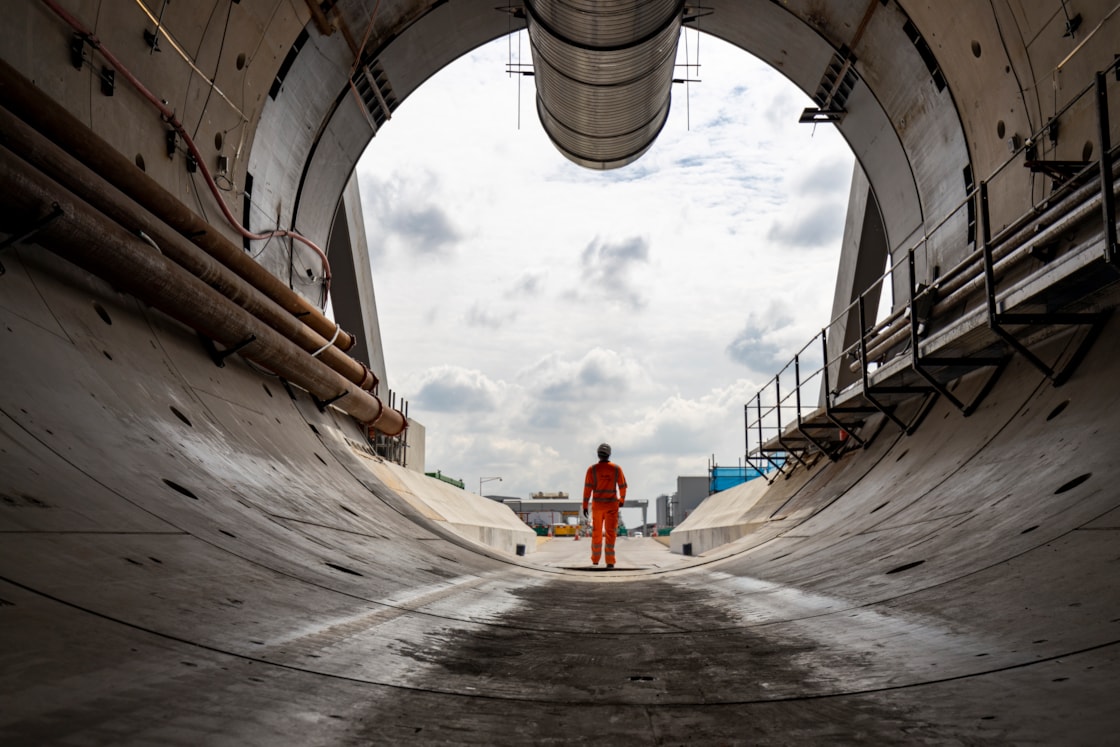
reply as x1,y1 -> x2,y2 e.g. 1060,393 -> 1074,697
525,0 -> 684,170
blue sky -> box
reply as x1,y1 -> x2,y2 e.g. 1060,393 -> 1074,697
357,31 -> 855,527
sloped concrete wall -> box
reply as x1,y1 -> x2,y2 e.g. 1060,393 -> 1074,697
2,233 -> 1119,743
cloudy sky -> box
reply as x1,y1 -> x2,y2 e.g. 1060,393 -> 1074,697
356,30 -> 855,528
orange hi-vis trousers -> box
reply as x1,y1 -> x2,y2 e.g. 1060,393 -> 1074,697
590,501 -> 619,566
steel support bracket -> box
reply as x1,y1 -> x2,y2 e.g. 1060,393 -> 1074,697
1025,159 -> 1089,185
199,334 -> 257,368
799,107 -> 845,124
752,396 -> 789,481
857,292 -> 938,434
143,28 -> 162,53
70,33 -> 86,70
792,353 -> 841,461
981,178 -> 1112,387
100,67 -> 115,96
819,333 -> 875,452
0,202 -> 64,276
772,375 -> 810,477
1095,71 -> 1118,268
312,390 -> 349,412
908,247 -> 1010,415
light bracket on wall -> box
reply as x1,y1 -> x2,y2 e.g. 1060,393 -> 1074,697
802,48 -> 857,125
799,107 -> 846,124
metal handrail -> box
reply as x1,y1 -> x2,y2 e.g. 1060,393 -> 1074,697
746,59 -> 1120,468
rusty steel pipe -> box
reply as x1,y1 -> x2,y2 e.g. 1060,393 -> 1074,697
856,167 -> 1120,371
0,146 -> 406,435
0,57 -> 356,352
0,105 -> 376,392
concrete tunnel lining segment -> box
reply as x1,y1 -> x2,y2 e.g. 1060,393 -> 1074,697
2,0 -> 1120,742
2,219 -> 1120,740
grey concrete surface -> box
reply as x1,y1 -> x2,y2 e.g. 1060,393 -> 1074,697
2,2 -> 1120,744
529,535 -> 694,572
2,241 -> 1119,744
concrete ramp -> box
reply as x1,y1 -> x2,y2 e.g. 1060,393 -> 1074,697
669,473 -> 771,555
2,247 -> 1120,743
359,457 -> 537,556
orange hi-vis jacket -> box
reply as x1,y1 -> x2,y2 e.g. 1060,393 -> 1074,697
583,460 -> 627,509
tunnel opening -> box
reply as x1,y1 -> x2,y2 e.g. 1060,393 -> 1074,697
355,31 -> 856,527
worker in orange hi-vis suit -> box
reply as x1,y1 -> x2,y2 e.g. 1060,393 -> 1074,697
582,443 -> 627,568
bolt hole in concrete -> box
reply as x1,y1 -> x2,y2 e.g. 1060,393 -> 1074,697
1054,473 -> 1091,495
895,449 -> 909,462
338,504 -> 359,517
1021,525 -> 1039,534
871,501 -> 890,514
325,562 -> 363,576
315,453 -> 327,465
886,559 -> 925,574
971,40 -> 981,57
134,153 -> 145,171
102,350 -> 112,360
997,120 -> 1006,138
1046,400 -> 1070,421
1083,141 -> 1094,160
162,478 -> 198,500
629,675 -> 655,681
219,529 -> 237,538
170,406 -> 192,427
92,302 -> 112,325
309,423 -> 320,435
262,383 -> 272,398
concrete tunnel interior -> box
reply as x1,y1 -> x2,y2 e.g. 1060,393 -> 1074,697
2,1 -> 1120,743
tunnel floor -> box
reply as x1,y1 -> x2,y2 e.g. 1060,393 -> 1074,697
2,247 -> 1119,744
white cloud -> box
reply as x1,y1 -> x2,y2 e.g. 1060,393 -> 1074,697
412,366 -> 502,413
464,302 -> 510,329
360,170 -> 462,258
520,347 -> 654,403
767,201 -> 848,249
575,235 -> 651,310
356,31 -> 855,523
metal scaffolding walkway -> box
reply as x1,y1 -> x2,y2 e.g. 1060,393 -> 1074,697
747,67 -> 1120,480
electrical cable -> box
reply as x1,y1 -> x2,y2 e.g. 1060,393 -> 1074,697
41,0 -> 333,307
130,0 -> 248,123
137,230 -> 163,254
989,0 -> 1038,205
187,158 -> 210,224
187,0 -> 233,142
310,323 -> 342,358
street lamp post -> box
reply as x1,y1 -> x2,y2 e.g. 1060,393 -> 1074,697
479,476 -> 502,497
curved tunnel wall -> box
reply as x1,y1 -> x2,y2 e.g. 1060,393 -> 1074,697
2,218 -> 1118,742
2,0 -> 1120,741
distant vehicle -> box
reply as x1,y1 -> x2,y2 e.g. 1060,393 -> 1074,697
632,532 -> 643,538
